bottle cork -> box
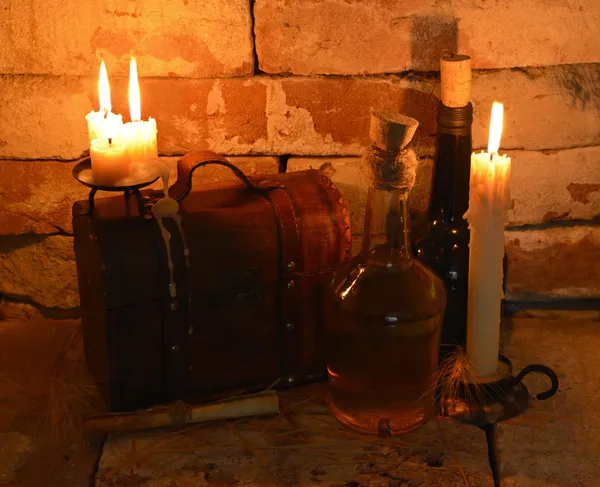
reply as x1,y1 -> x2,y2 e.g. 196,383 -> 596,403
369,111 -> 419,153
440,54 -> 471,108
368,111 -> 419,193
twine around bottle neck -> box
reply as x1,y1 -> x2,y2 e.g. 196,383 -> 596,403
362,152 -> 414,264
366,145 -> 418,194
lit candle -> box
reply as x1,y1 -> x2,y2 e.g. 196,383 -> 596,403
90,135 -> 129,186
85,61 -> 123,142
122,57 -> 158,170
90,138 -> 129,186
464,102 -> 512,377
88,61 -> 129,186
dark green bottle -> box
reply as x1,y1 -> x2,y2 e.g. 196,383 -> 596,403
414,102 -> 472,359
414,54 -> 473,360
415,54 -> 508,360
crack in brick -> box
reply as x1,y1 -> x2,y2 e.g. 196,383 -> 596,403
249,0 -> 262,75
0,207 -> 69,236
506,215 -> 600,232
0,232 -> 58,253
0,292 -> 80,319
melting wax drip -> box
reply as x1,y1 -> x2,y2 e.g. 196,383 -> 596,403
151,162 -> 191,299
153,212 -> 177,298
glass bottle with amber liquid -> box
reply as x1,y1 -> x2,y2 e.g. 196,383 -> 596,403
325,111 -> 447,436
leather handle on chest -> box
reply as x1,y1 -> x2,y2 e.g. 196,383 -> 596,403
169,151 -> 265,202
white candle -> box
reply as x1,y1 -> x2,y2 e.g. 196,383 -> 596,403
122,57 -> 158,169
90,137 -> 129,186
85,61 -> 123,142
464,102 -> 512,377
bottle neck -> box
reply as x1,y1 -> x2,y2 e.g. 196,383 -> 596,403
361,186 -> 412,266
429,101 -> 473,229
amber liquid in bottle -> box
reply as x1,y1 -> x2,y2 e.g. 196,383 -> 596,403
326,147 -> 447,436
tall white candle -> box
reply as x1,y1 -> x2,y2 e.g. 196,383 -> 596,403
464,102 -> 512,377
85,61 -> 123,142
122,57 -> 158,169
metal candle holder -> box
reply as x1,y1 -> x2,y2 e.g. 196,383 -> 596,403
438,354 -> 559,486
72,158 -> 159,214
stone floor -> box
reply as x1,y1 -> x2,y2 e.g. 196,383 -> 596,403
0,319 -> 102,487
1,311 -> 599,487
95,310 -> 600,487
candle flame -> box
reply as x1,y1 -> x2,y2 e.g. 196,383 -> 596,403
129,57 -> 141,122
99,60 -> 111,113
487,102 -> 504,155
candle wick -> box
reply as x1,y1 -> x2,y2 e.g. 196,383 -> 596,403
490,152 -> 494,162
103,110 -> 108,120
108,137 -> 112,146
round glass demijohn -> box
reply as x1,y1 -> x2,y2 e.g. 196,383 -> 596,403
325,111 -> 447,436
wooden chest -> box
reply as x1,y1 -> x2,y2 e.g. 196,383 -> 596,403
73,152 -> 351,411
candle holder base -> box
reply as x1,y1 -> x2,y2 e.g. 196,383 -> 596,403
72,158 -> 160,214
438,354 -> 559,486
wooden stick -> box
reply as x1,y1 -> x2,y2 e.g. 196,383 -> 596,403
84,391 -> 280,435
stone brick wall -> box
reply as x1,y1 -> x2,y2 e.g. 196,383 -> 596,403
0,0 -> 599,317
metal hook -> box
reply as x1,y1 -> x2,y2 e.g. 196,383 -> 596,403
512,364 -> 559,401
